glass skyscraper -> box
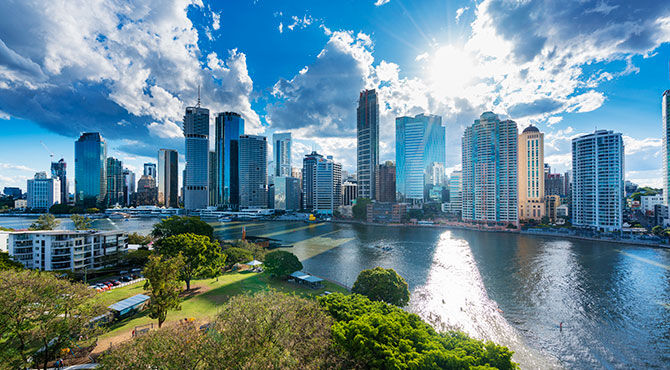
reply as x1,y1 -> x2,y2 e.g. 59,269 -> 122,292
158,149 -> 179,208
215,112 -> 244,207
273,132 -> 292,177
106,157 -> 124,206
50,158 -> 67,205
238,135 -> 267,208
184,105 -> 210,210
395,113 -> 445,202
663,90 -> 670,206
357,89 -> 379,200
74,132 -> 106,206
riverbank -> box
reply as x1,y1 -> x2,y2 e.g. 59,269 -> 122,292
332,219 -> 670,249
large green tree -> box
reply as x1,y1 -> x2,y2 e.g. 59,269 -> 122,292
0,270 -> 105,369
319,293 -> 517,369
352,198 -> 372,220
154,233 -> 225,290
222,247 -> 253,268
29,214 -> 60,230
352,266 -> 410,306
151,216 -> 214,240
70,214 -> 92,230
127,232 -> 152,245
263,250 -> 303,279
0,252 -> 23,270
143,255 -> 184,328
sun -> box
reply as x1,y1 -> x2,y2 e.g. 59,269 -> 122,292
427,45 -> 477,98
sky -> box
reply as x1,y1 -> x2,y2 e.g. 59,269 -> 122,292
1,0 -> 669,193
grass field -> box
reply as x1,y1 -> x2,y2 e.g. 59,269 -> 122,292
95,271 -> 349,341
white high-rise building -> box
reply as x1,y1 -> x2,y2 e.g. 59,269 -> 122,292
183,105 -> 210,210
273,132 -> 292,178
314,156 -> 342,215
572,130 -> 624,231
238,135 -> 268,209
461,112 -> 518,225
663,90 -> 670,206
27,172 -> 61,210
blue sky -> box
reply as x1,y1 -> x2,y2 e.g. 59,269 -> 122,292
1,0 -> 669,192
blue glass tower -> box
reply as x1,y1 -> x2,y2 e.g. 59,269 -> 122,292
215,112 -> 244,207
74,132 -> 106,206
395,114 -> 445,202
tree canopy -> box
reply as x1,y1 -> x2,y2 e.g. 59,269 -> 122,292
0,252 -> 23,270
263,250 -> 303,278
143,255 -> 184,328
70,214 -> 92,230
352,198 -> 372,220
352,266 -> 410,306
154,233 -> 225,290
222,247 -> 253,268
29,214 -> 60,230
127,232 -> 152,245
151,216 -> 214,240
319,293 -> 518,369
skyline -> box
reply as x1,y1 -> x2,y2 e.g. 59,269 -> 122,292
1,0 -> 669,191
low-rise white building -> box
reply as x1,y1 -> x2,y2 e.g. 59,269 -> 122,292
27,172 -> 61,210
1,230 -> 127,271
14,199 -> 27,209
640,195 -> 664,214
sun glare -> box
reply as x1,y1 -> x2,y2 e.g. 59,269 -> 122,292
428,45 -> 477,98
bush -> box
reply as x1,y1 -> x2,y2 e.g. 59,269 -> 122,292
263,250 -> 303,279
352,266 -> 410,306
223,247 -> 253,268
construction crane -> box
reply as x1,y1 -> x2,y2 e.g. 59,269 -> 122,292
40,141 -> 54,161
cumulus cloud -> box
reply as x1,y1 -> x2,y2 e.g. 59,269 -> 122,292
0,0 -> 260,158
374,0 -> 390,6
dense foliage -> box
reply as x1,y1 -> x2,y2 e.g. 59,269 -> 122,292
154,233 -> 225,290
222,247 -> 253,268
127,232 -> 153,245
263,250 -> 303,278
352,197 -> 372,220
319,293 -> 518,369
0,251 -> 23,270
151,216 -> 214,240
29,213 -> 59,230
100,292 -> 345,369
352,266 -> 411,306
143,255 -> 184,328
0,270 -> 105,369
121,248 -> 152,267
70,214 -> 92,230
228,239 -> 267,260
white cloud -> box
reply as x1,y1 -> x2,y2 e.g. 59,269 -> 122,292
374,0 -> 390,6
623,136 -> 662,155
0,163 -> 36,172
455,7 -> 469,22
211,11 -> 220,30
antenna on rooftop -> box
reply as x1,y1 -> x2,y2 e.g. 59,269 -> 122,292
197,85 -> 201,107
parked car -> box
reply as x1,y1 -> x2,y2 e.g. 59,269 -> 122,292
112,280 -> 121,286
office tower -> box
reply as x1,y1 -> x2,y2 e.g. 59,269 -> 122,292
3,187 -> 22,198
313,156 -> 342,214
26,172 -> 60,210
446,170 -> 462,213
184,105 -> 210,210
395,113 -> 446,202
134,174 -> 158,206
106,157 -> 124,206
357,89 -> 379,200
158,149 -> 179,208
664,90 -> 670,206
461,112 -> 518,224
274,176 -> 301,211
122,169 -> 135,206
572,130 -> 624,231
545,195 -> 561,222
545,173 -> 565,197
343,179 -> 358,206
143,163 -> 157,178
302,151 -> 323,210
215,112 -> 244,207
273,132 -> 292,177
291,167 -> 302,181
74,132 -> 106,206
238,135 -> 268,208
208,151 -> 217,207
376,161 -> 396,202
50,158 -> 67,205
518,125 -> 545,220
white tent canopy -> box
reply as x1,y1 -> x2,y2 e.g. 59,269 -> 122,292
246,260 -> 263,266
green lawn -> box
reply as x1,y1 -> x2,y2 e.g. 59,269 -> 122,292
96,272 -> 349,340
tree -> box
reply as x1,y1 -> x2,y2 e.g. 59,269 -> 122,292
222,247 -> 253,268
263,250 -> 303,279
154,233 -> 225,290
49,203 -> 72,214
352,198 -> 372,220
352,267 -> 410,306
121,248 -> 152,267
319,293 -> 518,369
231,239 -> 266,260
127,232 -> 152,245
0,270 -> 105,369
0,251 -> 23,270
143,255 -> 184,328
652,225 -> 664,236
151,216 -> 214,240
70,214 -> 92,230
29,214 -> 60,230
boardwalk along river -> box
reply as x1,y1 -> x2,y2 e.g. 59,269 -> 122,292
2,217 -> 669,369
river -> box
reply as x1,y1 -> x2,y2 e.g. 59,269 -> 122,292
2,217 -> 668,369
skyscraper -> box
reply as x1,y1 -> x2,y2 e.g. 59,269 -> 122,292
238,135 -> 267,208
106,157 -> 124,206
518,125 -> 545,220
461,112 -> 518,225
184,105 -> 210,210
208,151 -> 217,207
313,155 -> 342,214
143,163 -> 156,178
342,179 -> 358,206
122,168 -> 135,206
302,151 -> 323,210
215,112 -> 244,207
158,149 -> 179,208
572,130 -> 624,231
357,89 -> 379,200
50,158 -> 67,205
663,90 -> 670,206
74,132 -> 106,206
273,132 -> 292,177
395,113 -> 445,202
134,174 -> 158,206
376,161 -> 396,203
27,172 -> 60,210
274,176 -> 301,211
